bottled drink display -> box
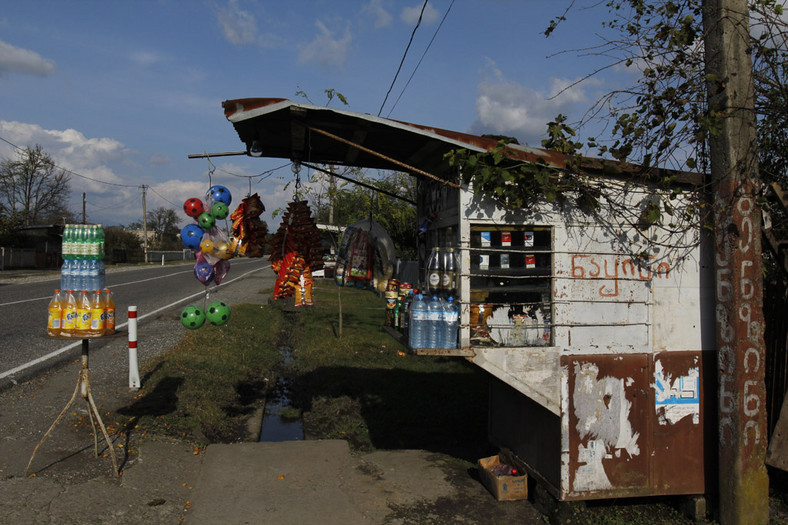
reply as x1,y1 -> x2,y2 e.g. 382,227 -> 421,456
409,293 -> 428,349
45,287 -> 115,338
60,224 -> 105,292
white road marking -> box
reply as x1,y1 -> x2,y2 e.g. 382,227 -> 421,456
0,264 -> 270,380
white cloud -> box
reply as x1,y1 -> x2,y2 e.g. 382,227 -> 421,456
129,50 -> 165,67
0,40 -> 56,76
401,2 -> 439,26
298,19 -> 352,69
362,0 -> 392,28
216,0 -> 259,46
469,60 -> 590,145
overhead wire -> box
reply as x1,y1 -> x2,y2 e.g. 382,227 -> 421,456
377,0 -> 430,117
0,134 -> 140,188
387,0 -> 455,118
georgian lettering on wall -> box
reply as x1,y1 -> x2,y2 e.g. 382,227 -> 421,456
570,254 -> 671,297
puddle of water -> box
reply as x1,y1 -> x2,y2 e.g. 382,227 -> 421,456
259,347 -> 304,442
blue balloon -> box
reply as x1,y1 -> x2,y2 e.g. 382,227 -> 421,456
208,185 -> 232,206
181,224 -> 204,251
194,261 -> 214,285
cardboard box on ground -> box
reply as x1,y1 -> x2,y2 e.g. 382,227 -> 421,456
477,455 -> 528,501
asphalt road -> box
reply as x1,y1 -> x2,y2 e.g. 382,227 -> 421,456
0,258 -> 274,388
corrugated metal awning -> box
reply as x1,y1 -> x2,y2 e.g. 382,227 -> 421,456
222,97 -> 702,186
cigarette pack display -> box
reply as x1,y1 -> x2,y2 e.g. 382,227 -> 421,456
501,231 -> 511,246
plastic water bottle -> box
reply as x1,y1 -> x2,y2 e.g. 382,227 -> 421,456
443,297 -> 459,349
103,289 -> 116,335
88,291 -> 105,336
47,289 -> 63,337
78,259 -> 89,292
88,259 -> 104,291
62,290 -> 78,336
427,295 -> 442,348
97,259 -> 105,290
409,293 -> 428,349
96,224 -> 105,259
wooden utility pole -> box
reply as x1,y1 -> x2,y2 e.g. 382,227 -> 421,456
703,1 -> 769,523
141,185 -> 149,264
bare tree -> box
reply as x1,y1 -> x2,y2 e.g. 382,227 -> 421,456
0,145 -> 71,225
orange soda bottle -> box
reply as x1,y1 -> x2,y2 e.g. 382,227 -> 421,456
103,289 -> 115,335
89,290 -> 105,336
62,290 -> 78,337
76,290 -> 92,337
47,289 -> 63,337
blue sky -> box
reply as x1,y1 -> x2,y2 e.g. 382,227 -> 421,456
0,1 -> 631,228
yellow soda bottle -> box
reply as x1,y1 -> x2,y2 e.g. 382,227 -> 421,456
76,290 -> 91,337
103,289 -> 116,335
89,291 -> 105,336
62,290 -> 78,337
47,289 -> 63,337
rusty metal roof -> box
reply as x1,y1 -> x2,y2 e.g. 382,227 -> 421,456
222,97 -> 702,186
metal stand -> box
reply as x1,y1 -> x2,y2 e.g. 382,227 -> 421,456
25,338 -> 119,477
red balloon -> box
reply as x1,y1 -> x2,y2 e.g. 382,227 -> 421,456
214,260 -> 230,284
183,197 -> 205,218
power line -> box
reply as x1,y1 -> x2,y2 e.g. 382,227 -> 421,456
377,0 -> 429,117
146,186 -> 180,208
387,0 -> 454,118
0,134 -> 140,188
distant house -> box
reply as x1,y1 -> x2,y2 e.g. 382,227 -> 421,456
126,229 -> 157,247
0,224 -> 63,269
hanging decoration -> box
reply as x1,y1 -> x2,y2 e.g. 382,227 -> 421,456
335,218 -> 397,293
268,165 -> 324,305
178,184 -> 237,328
229,193 -> 268,257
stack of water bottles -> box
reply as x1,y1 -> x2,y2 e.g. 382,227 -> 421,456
408,293 -> 459,350
60,224 -> 106,292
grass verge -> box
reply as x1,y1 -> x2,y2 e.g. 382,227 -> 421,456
114,301 -> 283,443
113,280 -> 492,462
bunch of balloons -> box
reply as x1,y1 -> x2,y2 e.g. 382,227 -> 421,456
179,185 -> 234,329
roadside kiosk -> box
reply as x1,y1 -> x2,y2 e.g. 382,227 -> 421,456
221,97 -> 715,501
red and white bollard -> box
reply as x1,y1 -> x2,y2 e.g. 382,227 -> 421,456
128,306 -> 140,389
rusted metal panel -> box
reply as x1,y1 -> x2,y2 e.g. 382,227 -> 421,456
650,351 -> 709,494
562,354 -> 650,500
557,352 -> 711,501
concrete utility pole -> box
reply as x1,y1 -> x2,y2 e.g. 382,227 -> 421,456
702,1 -> 769,523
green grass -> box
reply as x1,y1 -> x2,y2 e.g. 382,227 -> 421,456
283,281 -> 491,459
115,301 -> 283,443
113,280 -> 492,462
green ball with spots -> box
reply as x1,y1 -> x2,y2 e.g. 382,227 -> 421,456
206,301 -> 231,326
181,305 -> 206,330
211,202 -> 229,220
197,211 -> 215,229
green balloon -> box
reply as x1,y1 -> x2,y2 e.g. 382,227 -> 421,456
181,305 -> 206,330
212,202 -> 229,220
197,212 -> 215,229
206,301 -> 231,326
